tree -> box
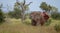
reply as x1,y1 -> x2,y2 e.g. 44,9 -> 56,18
51,12 -> 60,19
51,6 -> 59,19
51,6 -> 58,12
13,2 -> 22,19
0,4 -> 5,23
40,2 -> 52,13
8,7 -> 22,19
16,0 -> 32,22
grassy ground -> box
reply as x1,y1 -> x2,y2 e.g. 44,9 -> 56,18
0,18 -> 60,33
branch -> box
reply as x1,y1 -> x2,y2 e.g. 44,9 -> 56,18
16,0 -> 20,5
27,2 -> 32,6
23,0 -> 26,6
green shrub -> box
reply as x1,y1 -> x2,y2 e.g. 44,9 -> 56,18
0,9 -> 5,23
8,10 -> 22,19
51,12 -> 60,20
54,24 -> 60,32
45,18 -> 52,26
24,18 -> 31,25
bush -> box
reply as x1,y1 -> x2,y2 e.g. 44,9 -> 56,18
51,12 -> 60,20
8,10 -> 22,19
24,18 -> 31,25
0,9 -> 5,23
45,18 -> 52,26
54,24 -> 60,32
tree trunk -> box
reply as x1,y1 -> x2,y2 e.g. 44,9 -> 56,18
21,11 -> 25,22
21,5 -> 25,22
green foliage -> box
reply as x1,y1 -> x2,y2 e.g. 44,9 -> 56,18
0,5 -> 5,23
40,2 -> 52,12
23,18 -> 31,25
51,12 -> 60,20
8,10 -> 22,19
54,24 -> 60,32
45,18 -> 52,26
51,6 -> 58,12
40,2 -> 48,11
8,1 -> 23,19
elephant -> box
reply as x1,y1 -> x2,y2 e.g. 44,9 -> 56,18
30,11 -> 49,26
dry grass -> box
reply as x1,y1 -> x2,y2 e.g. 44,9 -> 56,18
0,18 -> 60,33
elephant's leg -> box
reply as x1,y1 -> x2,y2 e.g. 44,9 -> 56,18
40,19 -> 45,26
40,22 -> 44,26
31,20 -> 37,26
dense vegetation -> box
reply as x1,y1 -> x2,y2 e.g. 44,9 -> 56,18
51,12 -> 60,20
54,24 -> 60,32
8,10 -> 22,19
0,4 -> 5,23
